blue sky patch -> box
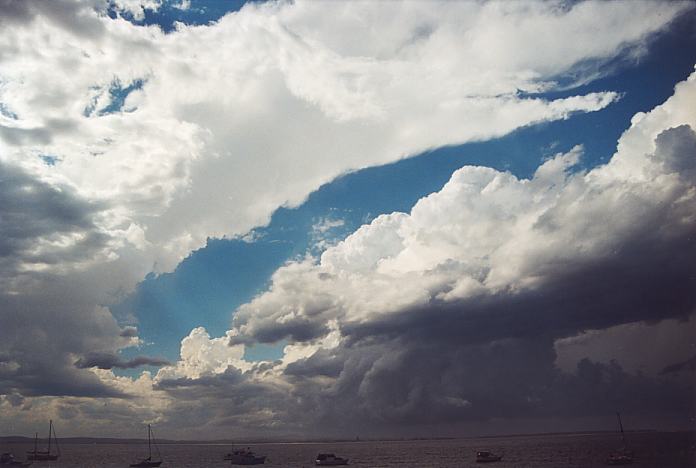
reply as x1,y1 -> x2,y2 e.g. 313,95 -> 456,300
39,154 -> 60,166
108,0 -> 250,33
84,78 -> 146,117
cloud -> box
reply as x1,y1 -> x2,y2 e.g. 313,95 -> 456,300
156,327 -> 248,380
554,316 -> 696,376
232,70 -> 696,346
118,326 -> 139,338
108,0 -> 163,21
190,67 -> 696,434
0,0 -> 694,435
661,355 -> 696,375
1,1 -> 688,274
146,336 -> 693,438
0,159 -> 111,285
74,352 -> 170,370
0,0 -> 106,38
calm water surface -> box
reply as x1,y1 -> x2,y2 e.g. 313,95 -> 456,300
2,432 -> 693,467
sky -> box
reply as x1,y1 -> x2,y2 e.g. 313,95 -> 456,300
0,0 -> 695,440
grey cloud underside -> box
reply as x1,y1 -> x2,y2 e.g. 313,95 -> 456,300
0,285 -> 130,398
0,353 -> 126,399
118,326 -> 138,338
0,292 -> 129,398
74,352 -> 170,370
0,161 -> 115,398
154,339 -> 693,437
0,167 -> 128,403
342,225 -> 695,348
0,0 -> 105,39
0,159 -> 109,276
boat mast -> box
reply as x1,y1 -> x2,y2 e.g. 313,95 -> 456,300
616,412 -> 626,448
148,424 -> 152,459
34,432 -> 38,456
53,419 -> 61,456
47,420 -> 52,455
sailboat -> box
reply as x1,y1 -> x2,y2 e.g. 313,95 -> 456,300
130,424 -> 162,468
607,412 -> 633,465
26,420 -> 60,461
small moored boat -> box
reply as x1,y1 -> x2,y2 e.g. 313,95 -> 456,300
0,453 -> 32,467
224,448 -> 266,465
476,451 -> 502,463
315,453 -> 349,465
130,424 -> 162,467
606,413 -> 633,465
607,452 -> 633,465
26,420 -> 59,461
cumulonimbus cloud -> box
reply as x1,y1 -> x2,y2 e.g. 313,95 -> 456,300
156,67 -> 696,436
0,0 -> 694,437
231,69 -> 696,348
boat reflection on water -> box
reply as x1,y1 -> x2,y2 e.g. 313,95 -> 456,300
315,452 -> 349,465
476,450 -> 502,463
607,451 -> 634,466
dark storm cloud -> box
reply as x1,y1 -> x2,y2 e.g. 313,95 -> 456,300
298,339 -> 693,428
155,368 -> 303,437
233,319 -> 329,346
342,223 -> 696,348
153,335 -> 694,438
155,367 -> 244,390
74,352 -> 170,370
0,160 -> 127,399
661,355 -> 696,375
0,276 -> 132,399
284,349 -> 344,379
0,355 -> 126,398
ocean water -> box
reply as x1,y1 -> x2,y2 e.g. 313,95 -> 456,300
2,431 -> 693,467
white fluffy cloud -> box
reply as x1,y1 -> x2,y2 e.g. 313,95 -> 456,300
231,66 -> 696,346
1,0 -> 687,277
157,327 -> 248,379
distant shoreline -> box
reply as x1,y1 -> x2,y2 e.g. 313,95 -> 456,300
1,429 -> 688,446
